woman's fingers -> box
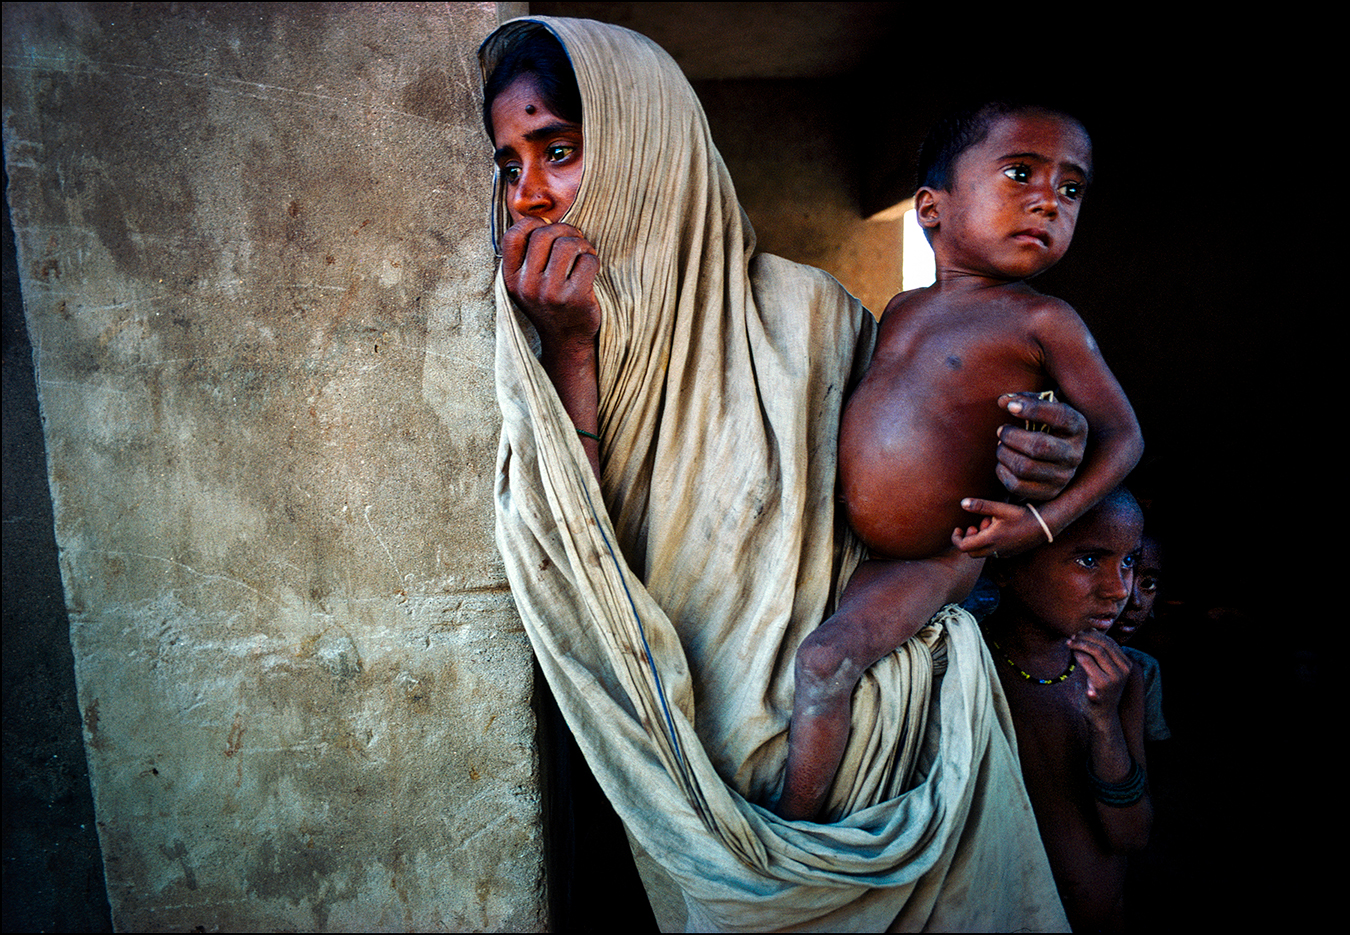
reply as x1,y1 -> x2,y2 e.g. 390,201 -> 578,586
501,216 -> 550,278
959,498 -> 1025,522
504,219 -> 592,281
951,500 -> 1046,557
561,250 -> 599,302
994,394 -> 1086,500
539,234 -> 597,292
996,394 -> 1087,501
994,440 -> 1071,500
503,220 -> 601,343
1002,393 -> 1088,440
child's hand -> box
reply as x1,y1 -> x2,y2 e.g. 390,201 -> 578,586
1067,629 -> 1131,716
951,498 -> 1054,557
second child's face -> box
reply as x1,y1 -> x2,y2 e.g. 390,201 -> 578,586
929,111 -> 1092,281
1004,500 -> 1143,640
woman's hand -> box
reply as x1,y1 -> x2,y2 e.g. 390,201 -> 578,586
501,217 -> 601,355
994,392 -> 1087,501
501,217 -> 603,480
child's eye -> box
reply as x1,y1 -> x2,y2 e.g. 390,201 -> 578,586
1075,555 -> 1098,570
1122,554 -> 1137,570
1059,180 -> 1084,201
1137,575 -> 1158,593
1003,164 -> 1031,183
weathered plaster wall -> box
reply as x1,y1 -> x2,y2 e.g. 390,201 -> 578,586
694,77 -> 902,317
3,2 -> 543,930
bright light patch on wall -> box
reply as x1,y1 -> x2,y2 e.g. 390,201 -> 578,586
902,207 -> 936,291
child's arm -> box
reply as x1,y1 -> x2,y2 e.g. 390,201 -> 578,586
1068,630 -> 1153,852
953,300 -> 1142,556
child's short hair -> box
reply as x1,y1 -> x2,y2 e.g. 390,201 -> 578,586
916,101 -> 1092,194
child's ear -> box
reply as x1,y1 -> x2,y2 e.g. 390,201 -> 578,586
915,187 -> 941,231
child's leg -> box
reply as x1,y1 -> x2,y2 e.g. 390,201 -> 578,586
776,552 -> 982,821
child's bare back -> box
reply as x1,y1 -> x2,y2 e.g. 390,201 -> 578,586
841,282 -> 1057,559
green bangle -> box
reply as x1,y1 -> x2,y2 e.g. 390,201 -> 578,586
576,429 -> 601,443
1087,757 -> 1146,807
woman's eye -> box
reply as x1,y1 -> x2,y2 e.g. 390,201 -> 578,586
1003,164 -> 1030,183
502,165 -> 521,183
1059,181 -> 1083,200
546,144 -> 575,162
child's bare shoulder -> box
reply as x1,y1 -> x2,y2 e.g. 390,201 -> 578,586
1022,290 -> 1089,333
1007,291 -> 1099,362
876,284 -> 997,334
873,288 -> 945,347
877,287 -> 929,323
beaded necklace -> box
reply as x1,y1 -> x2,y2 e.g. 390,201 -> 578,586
992,641 -> 1076,685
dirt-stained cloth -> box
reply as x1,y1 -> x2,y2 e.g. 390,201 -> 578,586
484,17 -> 1067,932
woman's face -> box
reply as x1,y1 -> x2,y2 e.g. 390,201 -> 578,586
490,74 -> 584,224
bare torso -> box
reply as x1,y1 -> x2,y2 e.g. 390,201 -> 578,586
994,662 -> 1136,932
840,283 -> 1049,558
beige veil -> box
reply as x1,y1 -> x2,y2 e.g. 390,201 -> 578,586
485,17 -> 1066,932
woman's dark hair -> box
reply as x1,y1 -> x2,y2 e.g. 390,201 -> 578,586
916,101 -> 1092,193
482,28 -> 582,141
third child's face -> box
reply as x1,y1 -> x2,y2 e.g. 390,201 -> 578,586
1004,500 -> 1142,640
1111,536 -> 1161,645
938,112 -> 1092,281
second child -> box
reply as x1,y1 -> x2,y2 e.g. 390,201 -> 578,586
983,488 -> 1152,931
779,103 -> 1143,820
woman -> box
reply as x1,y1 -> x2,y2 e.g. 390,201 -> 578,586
484,17 -> 1080,931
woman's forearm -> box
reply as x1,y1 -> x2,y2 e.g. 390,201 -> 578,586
540,335 -> 600,481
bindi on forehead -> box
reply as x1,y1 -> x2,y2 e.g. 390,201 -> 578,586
525,104 -> 535,114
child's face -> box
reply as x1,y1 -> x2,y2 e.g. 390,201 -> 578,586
1003,499 -> 1143,640
1110,535 -> 1161,645
924,111 -> 1091,281
491,74 -> 585,224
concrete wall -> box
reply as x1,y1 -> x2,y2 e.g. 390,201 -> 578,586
3,3 -> 544,930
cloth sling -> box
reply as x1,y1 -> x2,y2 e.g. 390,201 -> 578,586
485,17 -> 1067,932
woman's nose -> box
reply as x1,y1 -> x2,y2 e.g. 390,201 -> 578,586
511,163 -> 554,219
